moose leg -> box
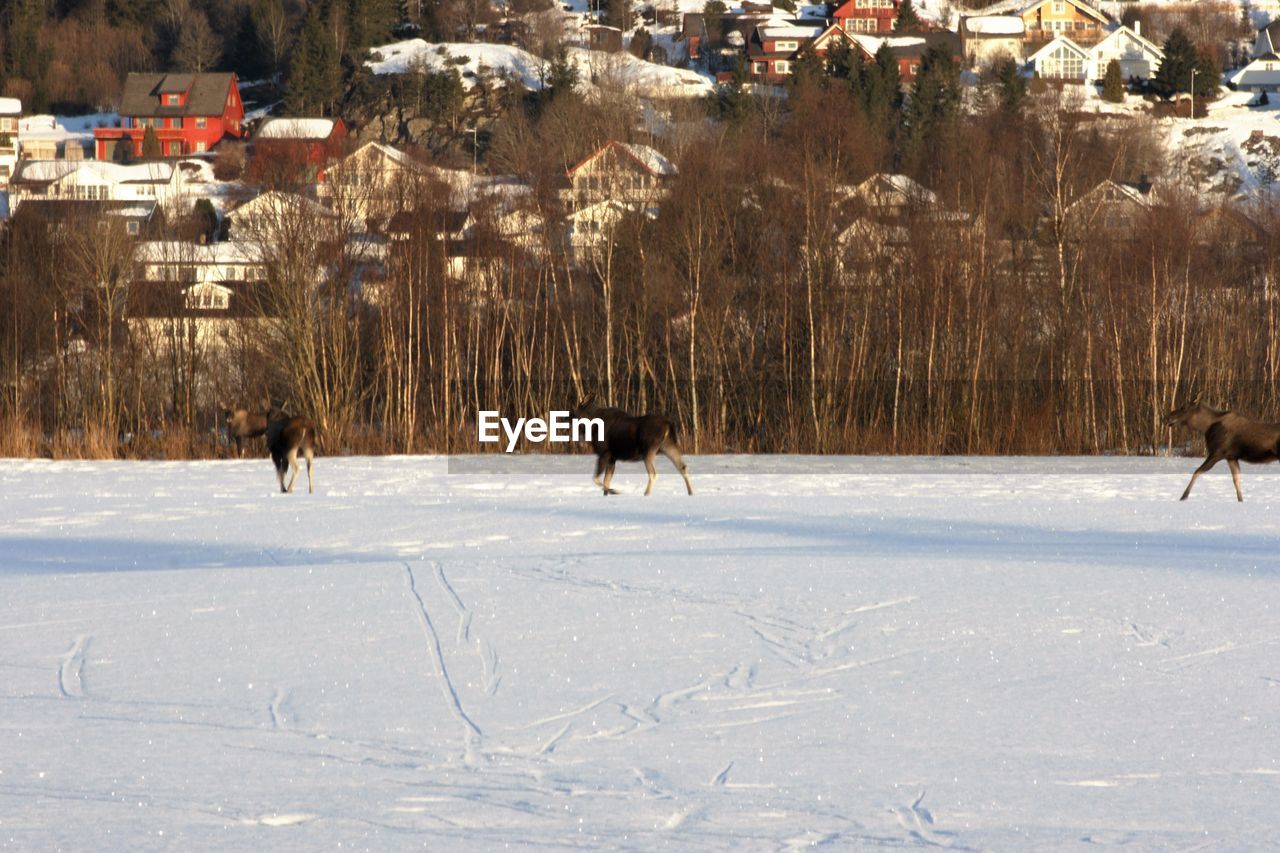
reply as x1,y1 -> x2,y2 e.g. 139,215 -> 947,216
602,459 -> 619,496
593,455 -> 607,488
1228,458 -> 1243,502
1180,454 -> 1222,501
304,447 -> 314,494
661,441 -> 693,496
284,448 -> 300,493
643,450 -> 659,496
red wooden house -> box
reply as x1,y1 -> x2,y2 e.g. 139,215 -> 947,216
832,0 -> 900,34
251,117 -> 348,183
95,73 -> 244,161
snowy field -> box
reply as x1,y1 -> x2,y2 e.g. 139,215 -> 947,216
2,455 -> 1279,849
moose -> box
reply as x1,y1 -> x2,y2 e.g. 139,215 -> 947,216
1164,399 -> 1280,501
572,398 -> 693,496
266,411 -> 318,494
222,403 -> 271,457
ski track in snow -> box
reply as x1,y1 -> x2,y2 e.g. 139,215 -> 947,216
57,635 -> 89,699
4,455 -> 1280,848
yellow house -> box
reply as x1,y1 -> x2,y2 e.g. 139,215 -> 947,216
976,0 -> 1111,46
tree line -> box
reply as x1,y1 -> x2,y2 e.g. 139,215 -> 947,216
1,71 -> 1277,459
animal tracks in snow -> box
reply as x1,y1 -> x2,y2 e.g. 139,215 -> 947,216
57,635 -> 90,699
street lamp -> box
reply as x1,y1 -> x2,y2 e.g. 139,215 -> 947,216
1190,66 -> 1197,120
465,127 -> 478,175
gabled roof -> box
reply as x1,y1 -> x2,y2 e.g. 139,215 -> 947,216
226,191 -> 335,223
334,141 -> 429,173
118,72 -> 237,117
1028,35 -> 1090,63
15,199 -> 157,223
0,97 -> 21,115
846,173 -> 938,207
1069,178 -> 1153,214
973,0 -> 1109,24
135,240 -> 261,266
1092,25 -> 1162,59
567,140 -> 677,179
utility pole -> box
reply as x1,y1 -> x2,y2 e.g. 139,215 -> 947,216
1190,66 -> 1197,120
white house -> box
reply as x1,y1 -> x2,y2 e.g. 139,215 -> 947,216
0,97 -> 20,185
224,190 -> 337,240
318,141 -> 434,227
960,15 -> 1026,69
1027,36 -> 1090,80
1086,24 -> 1162,82
8,160 -> 186,214
134,240 -> 265,285
1230,20 -> 1280,92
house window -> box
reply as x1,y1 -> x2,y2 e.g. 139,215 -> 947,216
196,117 -> 207,128
165,94 -> 180,106
775,60 -> 791,74
127,221 -> 139,235
196,141 -> 207,152
168,141 -> 182,155
775,40 -> 797,51
753,61 -> 767,74
1052,0 -> 1065,12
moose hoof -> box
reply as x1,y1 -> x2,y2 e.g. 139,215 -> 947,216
604,488 -> 620,496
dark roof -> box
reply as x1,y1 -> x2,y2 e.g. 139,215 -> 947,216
119,72 -> 237,117
15,199 -> 157,223
886,32 -> 963,59
386,208 -> 470,236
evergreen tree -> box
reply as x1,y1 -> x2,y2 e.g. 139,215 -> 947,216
141,126 -> 162,159
5,0 -> 51,108
348,0 -> 400,56
707,59 -> 751,125
1151,26 -> 1197,99
894,0 -> 921,33
287,6 -> 343,115
993,56 -> 1027,112
788,41 -> 826,90
863,42 -> 901,120
902,42 -> 960,166
1193,51 -> 1220,100
1102,58 -> 1125,102
827,38 -> 863,92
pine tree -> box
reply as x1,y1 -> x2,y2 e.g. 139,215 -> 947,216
348,0 -> 400,56
287,6 -> 343,115
788,41 -> 826,90
1102,58 -> 1125,102
902,42 -> 959,168
827,38 -> 863,92
994,56 -> 1027,112
1193,51 -> 1220,101
141,126 -> 162,159
894,0 -> 922,33
863,42 -> 901,120
1151,26 -> 1197,99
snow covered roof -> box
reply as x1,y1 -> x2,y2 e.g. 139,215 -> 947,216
256,118 -> 338,140
227,190 -> 335,222
615,141 -> 678,177
135,240 -> 260,265
11,160 -> 177,186
0,97 -> 21,115
962,15 -> 1025,36
758,25 -> 823,40
972,0 -> 1108,23
847,173 -> 938,207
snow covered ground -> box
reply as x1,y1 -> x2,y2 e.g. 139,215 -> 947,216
2,455 -> 1279,849
367,40 -> 714,98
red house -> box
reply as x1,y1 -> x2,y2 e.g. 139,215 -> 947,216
95,72 -> 244,161
251,117 -> 348,183
832,0 -> 900,34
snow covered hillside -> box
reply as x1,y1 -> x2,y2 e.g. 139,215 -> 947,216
367,39 -> 714,98
2,455 -> 1279,848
